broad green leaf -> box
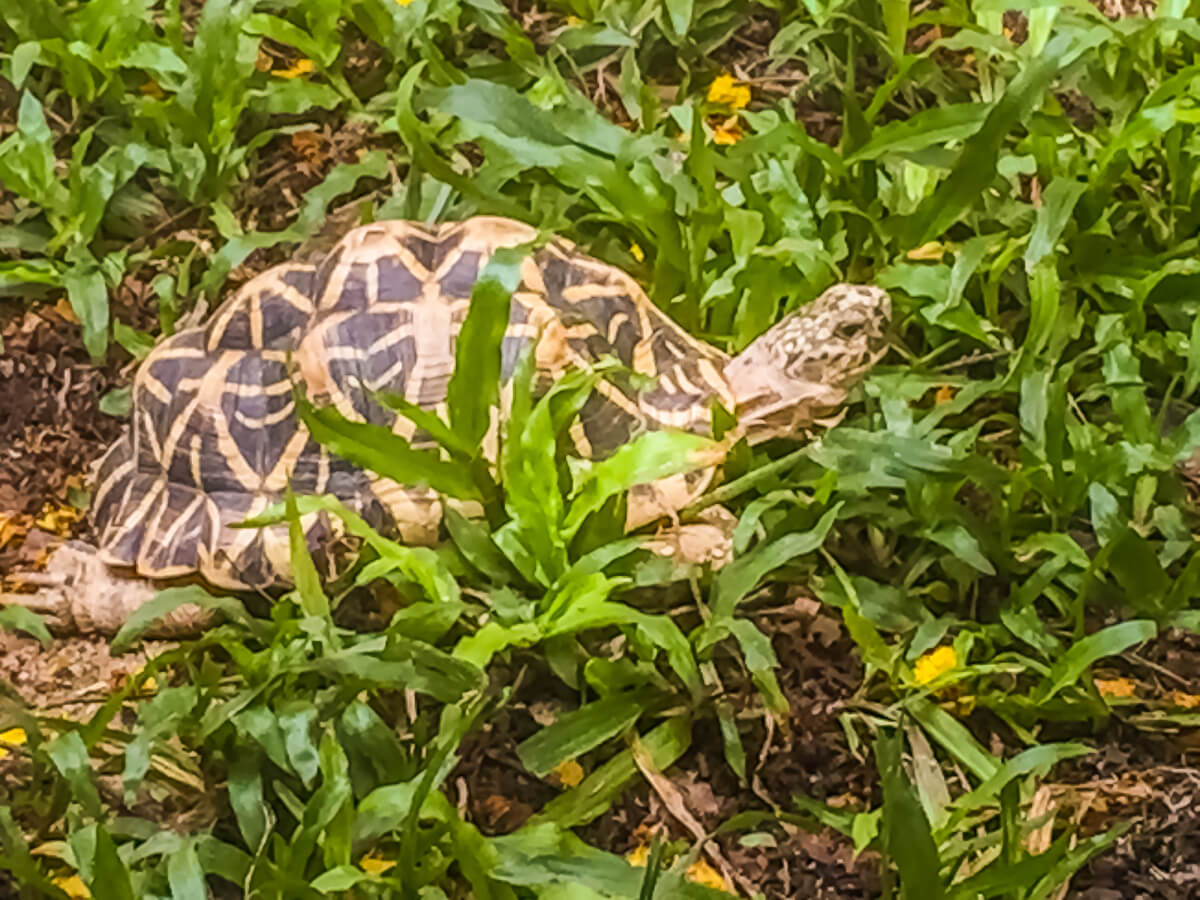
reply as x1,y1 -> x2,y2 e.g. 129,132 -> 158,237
278,703 -> 320,787
63,264 -> 110,362
1035,620 -> 1157,703
311,867 -> 372,891
848,105 -> 989,164
229,749 -> 268,850
902,34 -> 1071,245
489,823 -> 734,899
285,488 -> 328,621
46,732 -> 101,817
448,245 -> 527,447
444,507 -> 515,583
564,430 -> 718,538
0,606 -> 52,645
10,42 -> 41,88
316,638 -> 484,703
110,586 -> 251,654
952,743 -> 1091,815
712,505 -> 841,618
907,697 -> 1000,781
924,524 -> 996,575
516,691 -> 650,777
295,392 -> 482,501
90,826 -> 137,900
1024,178 -> 1087,269
123,684 -> 198,798
876,729 -> 945,900
535,717 -> 692,829
165,839 -> 207,900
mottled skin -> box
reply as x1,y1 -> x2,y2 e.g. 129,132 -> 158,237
2,217 -> 890,635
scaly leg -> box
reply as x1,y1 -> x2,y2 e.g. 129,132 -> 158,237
2,541 -> 213,638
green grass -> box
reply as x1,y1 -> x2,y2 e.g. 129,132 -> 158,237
3,0 -> 1200,896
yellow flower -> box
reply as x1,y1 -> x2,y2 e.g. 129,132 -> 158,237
913,646 -> 957,685
706,73 -> 751,110
934,384 -> 957,405
273,58 -> 314,79
629,242 -> 645,262
552,759 -> 584,788
1095,678 -> 1136,699
36,502 -> 81,536
0,727 -> 26,761
565,14 -> 583,25
359,853 -> 396,875
686,859 -> 730,891
626,843 -> 650,867
139,80 -> 165,100
396,0 -> 415,5
711,117 -> 743,145
53,875 -> 90,898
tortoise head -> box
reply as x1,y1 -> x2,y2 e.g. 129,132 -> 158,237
723,283 -> 891,442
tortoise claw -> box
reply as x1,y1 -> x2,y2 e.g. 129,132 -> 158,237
644,506 -> 738,570
0,587 -> 74,632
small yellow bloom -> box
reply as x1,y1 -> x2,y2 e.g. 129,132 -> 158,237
0,727 -> 25,760
711,117 -> 743,145
686,859 -> 730,891
35,502 -> 81,537
626,843 -> 650,867
1168,690 -> 1200,709
934,384 -> 957,405
139,80 -> 165,100
396,0 -> 415,5
913,646 -> 957,685
706,73 -> 751,110
565,14 -> 583,25
629,242 -> 645,263
53,875 -> 90,898
359,853 -> 396,875
552,759 -> 584,788
0,728 -> 27,746
1095,678 -> 1136,699
273,58 -> 314,79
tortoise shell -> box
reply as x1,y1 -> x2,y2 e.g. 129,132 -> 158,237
90,217 -> 737,589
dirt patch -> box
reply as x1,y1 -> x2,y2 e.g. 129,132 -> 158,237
0,305 -> 126,581
448,592 -> 879,898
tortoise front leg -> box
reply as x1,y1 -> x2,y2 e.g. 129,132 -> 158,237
643,505 -> 738,570
626,469 -> 738,569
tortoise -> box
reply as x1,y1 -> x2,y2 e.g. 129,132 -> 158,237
4,217 -> 890,633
